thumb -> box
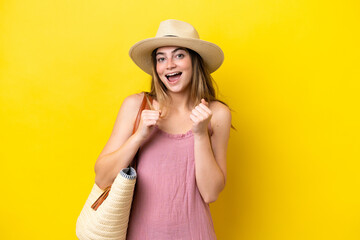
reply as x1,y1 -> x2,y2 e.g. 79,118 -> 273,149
201,98 -> 209,106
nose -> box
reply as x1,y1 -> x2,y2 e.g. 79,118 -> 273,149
166,58 -> 176,70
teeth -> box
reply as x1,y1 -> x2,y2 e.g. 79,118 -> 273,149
166,72 -> 181,77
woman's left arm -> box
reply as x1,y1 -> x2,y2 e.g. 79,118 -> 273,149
190,99 -> 232,204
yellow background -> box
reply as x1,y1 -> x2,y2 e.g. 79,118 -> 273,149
1,0 -> 359,239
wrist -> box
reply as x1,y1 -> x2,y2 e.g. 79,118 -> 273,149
193,131 -> 210,140
131,132 -> 145,145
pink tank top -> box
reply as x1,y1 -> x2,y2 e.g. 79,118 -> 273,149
126,125 -> 217,240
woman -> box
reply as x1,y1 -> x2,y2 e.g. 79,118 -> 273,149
94,19 -> 232,239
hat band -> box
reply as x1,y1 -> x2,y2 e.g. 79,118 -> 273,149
163,34 -> 178,37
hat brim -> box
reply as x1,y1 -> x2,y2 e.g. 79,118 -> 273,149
129,37 -> 224,75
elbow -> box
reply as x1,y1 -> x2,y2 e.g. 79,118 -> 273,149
203,193 -> 219,204
94,157 -> 111,190
95,177 -> 109,190
94,156 -> 103,176
95,171 -> 114,190
204,197 -> 217,204
203,182 -> 226,204
94,169 -> 107,190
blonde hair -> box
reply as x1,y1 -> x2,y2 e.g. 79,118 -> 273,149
148,48 -> 223,117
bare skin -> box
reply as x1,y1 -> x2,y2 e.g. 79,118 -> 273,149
94,46 -> 231,203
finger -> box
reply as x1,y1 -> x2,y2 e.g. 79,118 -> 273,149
195,106 -> 208,116
142,110 -> 161,114
142,112 -> 161,118
190,114 -> 199,123
144,119 -> 157,126
142,117 -> 160,123
191,109 -> 204,120
198,103 -> 212,115
143,111 -> 161,117
142,115 -> 160,120
201,98 -> 209,107
143,118 -> 160,123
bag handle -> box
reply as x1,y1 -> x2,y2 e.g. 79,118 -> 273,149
91,92 -> 153,211
132,92 -> 153,134
131,92 -> 153,170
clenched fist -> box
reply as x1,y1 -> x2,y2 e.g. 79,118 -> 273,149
135,109 -> 161,142
190,99 -> 212,136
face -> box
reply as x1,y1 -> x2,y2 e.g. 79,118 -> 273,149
155,46 -> 193,93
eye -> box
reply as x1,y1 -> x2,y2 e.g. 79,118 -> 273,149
176,53 -> 185,59
157,57 -> 165,63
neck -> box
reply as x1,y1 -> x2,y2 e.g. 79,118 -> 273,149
167,90 -> 192,113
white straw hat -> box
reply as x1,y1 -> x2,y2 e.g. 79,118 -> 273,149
129,19 -> 224,75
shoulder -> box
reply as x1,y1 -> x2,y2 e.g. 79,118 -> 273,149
122,92 -> 145,109
115,92 -> 146,124
119,92 -> 148,116
209,100 -> 232,132
209,101 -> 232,122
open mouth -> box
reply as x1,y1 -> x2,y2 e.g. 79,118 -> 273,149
166,72 -> 182,82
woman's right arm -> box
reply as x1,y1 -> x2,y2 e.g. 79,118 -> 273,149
94,92 -> 160,189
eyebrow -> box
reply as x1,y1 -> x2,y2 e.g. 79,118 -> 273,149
156,47 -> 187,56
